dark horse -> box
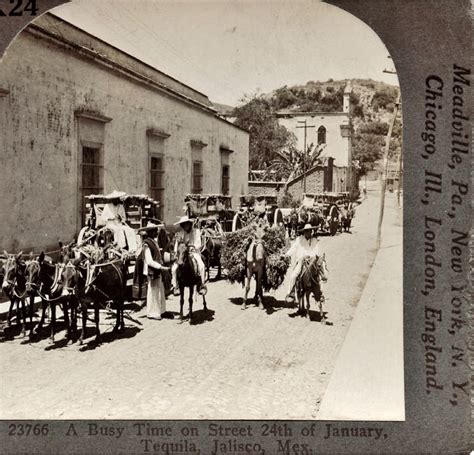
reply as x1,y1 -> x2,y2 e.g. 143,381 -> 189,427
200,235 -> 223,281
339,204 -> 354,233
176,243 -> 207,323
243,224 -> 266,310
25,252 -> 65,342
82,259 -> 126,344
286,209 -> 299,240
296,254 -> 328,323
2,252 -> 30,337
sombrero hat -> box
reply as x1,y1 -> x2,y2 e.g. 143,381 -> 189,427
298,223 -> 315,233
174,215 -> 193,226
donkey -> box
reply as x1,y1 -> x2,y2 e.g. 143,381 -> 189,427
242,224 -> 266,310
295,254 -> 328,323
176,242 -> 207,323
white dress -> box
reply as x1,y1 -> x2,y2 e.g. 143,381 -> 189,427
143,245 -> 166,319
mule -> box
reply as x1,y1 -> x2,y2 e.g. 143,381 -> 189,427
176,243 -> 207,323
295,254 -> 328,323
25,252 -> 65,342
201,235 -> 223,281
58,261 -> 86,342
2,252 -> 30,337
82,259 -> 125,343
242,224 -> 266,310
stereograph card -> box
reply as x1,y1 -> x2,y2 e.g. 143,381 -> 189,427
0,0 -> 471,453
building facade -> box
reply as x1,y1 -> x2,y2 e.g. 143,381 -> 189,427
276,83 -> 356,196
0,14 -> 249,251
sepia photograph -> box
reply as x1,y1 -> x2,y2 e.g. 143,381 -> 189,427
0,0 -> 405,422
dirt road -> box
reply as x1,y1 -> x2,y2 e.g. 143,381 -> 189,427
0,191 -> 390,420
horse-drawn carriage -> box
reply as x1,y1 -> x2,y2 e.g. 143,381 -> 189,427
183,194 -> 234,233
231,194 -> 284,232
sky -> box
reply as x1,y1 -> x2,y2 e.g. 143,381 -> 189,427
52,0 -> 399,106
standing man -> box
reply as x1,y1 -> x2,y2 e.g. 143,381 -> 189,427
139,222 -> 169,320
285,223 -> 325,303
171,216 -> 207,296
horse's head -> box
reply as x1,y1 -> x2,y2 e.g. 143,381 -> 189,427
2,251 -> 23,294
25,252 -> 45,295
316,253 -> 328,282
177,242 -> 190,266
61,261 -> 82,297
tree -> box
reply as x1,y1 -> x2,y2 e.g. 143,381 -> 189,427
232,94 -> 296,170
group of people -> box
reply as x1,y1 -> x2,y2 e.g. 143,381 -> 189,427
138,213 -> 326,320
138,215 -> 207,320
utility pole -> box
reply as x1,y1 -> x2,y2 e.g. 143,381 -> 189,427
296,119 -> 315,193
376,90 -> 400,250
383,65 -> 403,208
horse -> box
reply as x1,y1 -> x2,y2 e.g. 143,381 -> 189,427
242,224 -> 266,310
339,204 -> 354,233
295,254 -> 328,323
175,242 -> 207,323
308,208 -> 324,235
286,209 -> 299,240
57,260 -> 86,342
2,252 -> 30,337
200,234 -> 223,281
25,252 -> 64,341
82,259 -> 126,343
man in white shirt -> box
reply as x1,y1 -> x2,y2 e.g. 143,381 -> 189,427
171,216 -> 207,296
285,223 -> 323,303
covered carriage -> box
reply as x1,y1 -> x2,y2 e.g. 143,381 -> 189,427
301,192 -> 348,236
183,193 -> 234,234
232,194 -> 284,231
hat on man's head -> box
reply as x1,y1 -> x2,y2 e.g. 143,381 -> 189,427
299,223 -> 314,233
174,215 -> 193,226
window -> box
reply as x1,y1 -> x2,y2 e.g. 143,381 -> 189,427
150,155 -> 165,218
318,126 -> 326,145
81,145 -> 103,224
192,160 -> 203,194
222,165 -> 230,195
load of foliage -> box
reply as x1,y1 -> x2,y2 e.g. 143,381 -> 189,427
222,224 -> 290,291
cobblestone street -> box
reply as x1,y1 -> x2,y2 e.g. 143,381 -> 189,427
0,190 -> 400,420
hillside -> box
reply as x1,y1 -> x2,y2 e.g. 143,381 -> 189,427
231,78 -> 402,175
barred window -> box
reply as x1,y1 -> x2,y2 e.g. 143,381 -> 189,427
192,161 -> 203,194
81,145 -> 103,224
150,155 -> 164,218
222,165 -> 230,195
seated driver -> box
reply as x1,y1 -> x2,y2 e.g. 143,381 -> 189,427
171,215 -> 207,296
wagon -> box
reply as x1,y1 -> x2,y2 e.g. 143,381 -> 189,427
183,194 -> 234,233
231,194 -> 284,231
301,192 -> 347,236
77,191 -> 169,300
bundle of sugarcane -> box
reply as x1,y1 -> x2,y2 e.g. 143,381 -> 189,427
221,224 -> 290,290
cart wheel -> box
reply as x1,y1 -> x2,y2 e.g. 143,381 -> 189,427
232,213 -> 242,232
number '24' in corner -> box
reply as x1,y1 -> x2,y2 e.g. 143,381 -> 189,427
0,0 -> 39,17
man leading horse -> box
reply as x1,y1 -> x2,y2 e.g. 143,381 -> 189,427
285,223 -> 326,304
171,216 -> 207,296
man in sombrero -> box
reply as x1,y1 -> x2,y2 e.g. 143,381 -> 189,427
171,215 -> 207,296
285,223 -> 325,303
